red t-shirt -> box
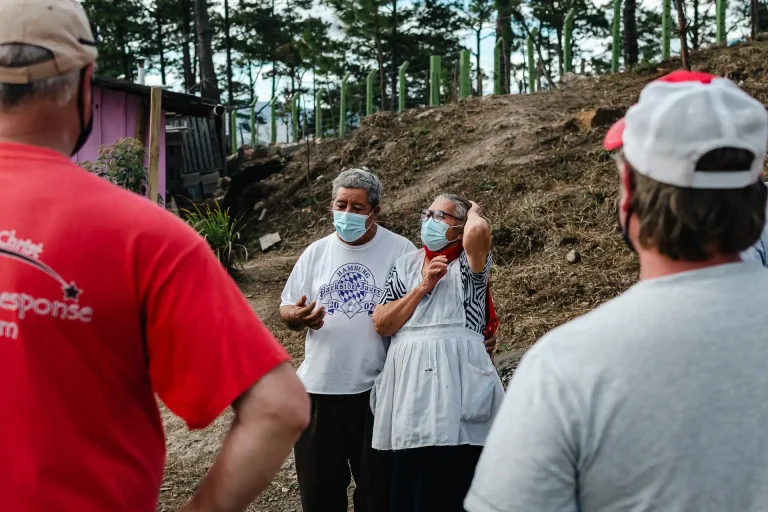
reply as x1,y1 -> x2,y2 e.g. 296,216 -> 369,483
0,143 -> 290,511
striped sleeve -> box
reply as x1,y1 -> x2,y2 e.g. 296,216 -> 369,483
460,251 -> 491,333
380,265 -> 408,305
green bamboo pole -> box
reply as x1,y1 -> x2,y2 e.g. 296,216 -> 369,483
662,0 -> 671,60
291,93 -> 299,143
249,96 -> 258,146
269,97 -> 277,144
716,0 -> 727,45
315,89 -> 324,139
430,55 -> 441,106
611,0 -> 621,73
398,61 -> 409,112
340,74 -> 350,137
459,49 -> 471,99
527,28 -> 537,94
564,10 -> 576,73
230,110 -> 237,153
366,69 -> 377,116
493,38 -> 503,95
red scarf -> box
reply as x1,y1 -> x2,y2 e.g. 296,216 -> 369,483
424,245 -> 499,339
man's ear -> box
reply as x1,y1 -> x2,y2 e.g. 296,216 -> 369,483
374,206 -> 381,216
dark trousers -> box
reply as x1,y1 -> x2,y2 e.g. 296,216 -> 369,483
389,445 -> 483,512
294,391 -> 392,512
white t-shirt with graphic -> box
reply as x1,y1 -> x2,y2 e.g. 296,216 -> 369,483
281,226 -> 417,395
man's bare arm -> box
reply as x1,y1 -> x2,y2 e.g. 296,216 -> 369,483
181,362 -> 310,512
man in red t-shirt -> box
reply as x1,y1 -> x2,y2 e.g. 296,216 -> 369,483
0,2 -> 309,511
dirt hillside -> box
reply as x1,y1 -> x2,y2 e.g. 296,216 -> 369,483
158,41 -> 768,511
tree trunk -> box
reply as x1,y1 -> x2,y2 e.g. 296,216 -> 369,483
690,0 -> 700,50
623,0 -> 639,68
194,0 -> 221,102
179,0 -> 194,92
495,0 -> 513,94
390,0 -> 398,106
476,30 -> 482,94
224,0 -> 234,104
675,0 -> 691,70
372,0 -> 387,111
155,7 -> 166,85
753,0 -> 760,39
555,25 -> 564,77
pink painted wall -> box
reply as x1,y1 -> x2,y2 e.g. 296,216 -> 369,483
72,86 -> 166,203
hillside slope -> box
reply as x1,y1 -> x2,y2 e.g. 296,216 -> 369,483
158,41 -> 768,512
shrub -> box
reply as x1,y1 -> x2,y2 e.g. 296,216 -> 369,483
183,202 -> 248,273
80,138 -> 147,194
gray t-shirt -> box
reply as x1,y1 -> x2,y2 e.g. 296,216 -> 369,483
465,261 -> 768,512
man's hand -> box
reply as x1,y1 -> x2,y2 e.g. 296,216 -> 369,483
419,256 -> 448,294
293,296 -> 326,330
469,200 -> 483,217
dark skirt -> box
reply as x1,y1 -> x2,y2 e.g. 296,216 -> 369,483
389,445 -> 483,512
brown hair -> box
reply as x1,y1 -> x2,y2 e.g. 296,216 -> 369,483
625,147 -> 767,261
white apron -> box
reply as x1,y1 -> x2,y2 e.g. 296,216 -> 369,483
370,249 -> 505,451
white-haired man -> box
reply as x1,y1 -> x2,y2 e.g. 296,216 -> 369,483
0,2 -> 309,511
281,168 -> 500,511
466,71 -> 768,511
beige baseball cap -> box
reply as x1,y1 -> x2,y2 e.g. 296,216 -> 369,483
0,0 -> 98,84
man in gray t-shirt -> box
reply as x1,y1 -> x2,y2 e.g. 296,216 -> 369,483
465,71 -> 768,512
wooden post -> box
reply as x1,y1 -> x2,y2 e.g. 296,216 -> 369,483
459,50 -> 471,99
564,9 -> 576,73
493,38 -> 503,95
250,96 -> 258,146
527,29 -> 537,94
340,74 -> 350,137
398,61 -> 409,112
611,0 -> 621,73
366,69 -> 377,116
147,87 -> 162,204
269,97 -> 277,145
430,56 -> 441,106
662,0 -> 672,60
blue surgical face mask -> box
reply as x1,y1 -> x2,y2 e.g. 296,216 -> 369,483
421,218 -> 453,251
333,211 -> 372,243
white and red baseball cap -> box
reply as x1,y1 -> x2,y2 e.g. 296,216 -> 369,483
604,70 -> 768,189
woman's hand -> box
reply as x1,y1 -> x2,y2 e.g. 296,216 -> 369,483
419,255 -> 448,294
469,201 -> 483,217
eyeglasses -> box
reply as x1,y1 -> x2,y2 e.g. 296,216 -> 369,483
420,209 -> 464,223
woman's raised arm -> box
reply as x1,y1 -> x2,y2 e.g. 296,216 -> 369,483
464,201 -> 491,273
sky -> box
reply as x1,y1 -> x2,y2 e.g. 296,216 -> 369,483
142,0 -> 749,143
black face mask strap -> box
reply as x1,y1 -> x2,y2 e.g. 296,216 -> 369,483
70,68 -> 94,156
621,204 -> 637,254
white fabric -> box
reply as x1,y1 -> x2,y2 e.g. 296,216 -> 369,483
371,249 -> 505,451
622,77 -> 768,189
281,227 -> 417,395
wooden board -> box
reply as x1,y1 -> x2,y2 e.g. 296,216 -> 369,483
147,87 -> 162,203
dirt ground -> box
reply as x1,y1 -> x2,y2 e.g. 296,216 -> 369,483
157,41 -> 768,511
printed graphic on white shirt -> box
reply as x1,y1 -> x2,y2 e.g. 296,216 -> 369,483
319,263 -> 384,318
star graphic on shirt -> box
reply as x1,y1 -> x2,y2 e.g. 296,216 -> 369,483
62,282 -> 82,302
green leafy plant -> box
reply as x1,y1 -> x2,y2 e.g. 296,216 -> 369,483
183,202 -> 248,273
80,137 -> 147,194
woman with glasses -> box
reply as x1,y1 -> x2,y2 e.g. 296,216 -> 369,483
370,193 -> 505,512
